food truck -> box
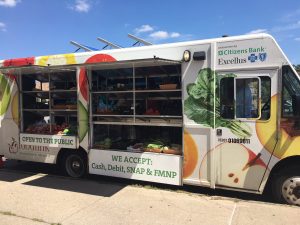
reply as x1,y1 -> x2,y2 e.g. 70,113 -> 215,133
0,33 -> 300,206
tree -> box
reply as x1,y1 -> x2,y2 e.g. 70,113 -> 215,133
293,64 -> 300,71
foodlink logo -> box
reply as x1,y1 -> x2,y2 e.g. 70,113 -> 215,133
8,137 -> 49,154
218,46 -> 266,65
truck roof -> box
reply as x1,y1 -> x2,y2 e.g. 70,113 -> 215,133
0,33 -> 295,74
0,33 -> 273,67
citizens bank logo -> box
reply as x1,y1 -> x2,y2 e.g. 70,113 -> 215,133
259,53 -> 267,62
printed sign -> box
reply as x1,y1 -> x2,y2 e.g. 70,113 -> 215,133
216,41 -> 269,68
20,133 -> 77,149
89,150 -> 182,185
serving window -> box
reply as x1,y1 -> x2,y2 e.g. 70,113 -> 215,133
93,124 -> 182,154
20,70 -> 78,136
90,62 -> 183,155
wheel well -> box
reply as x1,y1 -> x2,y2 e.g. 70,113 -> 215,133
270,156 -> 300,175
56,147 -> 87,166
264,156 -> 300,193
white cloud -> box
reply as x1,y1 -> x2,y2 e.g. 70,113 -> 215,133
132,25 -> 183,41
0,0 -> 20,7
272,21 -> 300,32
247,21 -> 300,42
281,9 -> 300,22
0,22 -> 7,32
72,0 -> 90,13
170,32 -> 180,38
150,31 -> 168,39
246,29 -> 268,34
134,24 -> 154,34
149,30 -> 181,40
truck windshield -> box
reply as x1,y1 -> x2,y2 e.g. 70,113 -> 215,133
282,65 -> 300,117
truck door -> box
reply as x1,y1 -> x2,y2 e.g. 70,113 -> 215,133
182,46 -> 214,187
213,69 -> 278,191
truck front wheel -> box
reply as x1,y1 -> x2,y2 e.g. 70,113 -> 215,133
272,167 -> 300,206
64,152 -> 86,178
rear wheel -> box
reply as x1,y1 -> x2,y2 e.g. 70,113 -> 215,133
272,167 -> 300,206
64,152 -> 86,178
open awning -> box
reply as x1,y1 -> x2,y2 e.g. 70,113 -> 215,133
83,58 -> 182,70
0,57 -> 182,74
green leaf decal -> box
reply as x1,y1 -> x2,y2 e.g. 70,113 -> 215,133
0,74 -> 11,116
184,68 -> 252,138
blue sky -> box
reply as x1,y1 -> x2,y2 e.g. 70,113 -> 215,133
0,0 -> 300,64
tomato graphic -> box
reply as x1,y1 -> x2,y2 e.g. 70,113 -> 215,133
3,57 -> 34,67
85,54 -> 116,64
79,54 -> 116,101
79,68 -> 88,101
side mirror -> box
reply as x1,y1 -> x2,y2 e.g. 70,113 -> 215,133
292,95 -> 300,117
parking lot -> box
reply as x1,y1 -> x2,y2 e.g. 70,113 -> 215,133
0,160 -> 299,225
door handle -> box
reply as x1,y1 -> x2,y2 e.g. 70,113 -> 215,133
216,129 -> 222,136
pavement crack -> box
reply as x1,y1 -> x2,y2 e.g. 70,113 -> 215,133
0,210 -> 62,225
59,197 -> 106,223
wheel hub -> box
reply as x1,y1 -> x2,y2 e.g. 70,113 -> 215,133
293,186 -> 300,199
72,161 -> 81,169
282,177 -> 300,206
65,154 -> 85,178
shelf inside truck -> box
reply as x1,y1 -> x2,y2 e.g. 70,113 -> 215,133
90,64 -> 183,156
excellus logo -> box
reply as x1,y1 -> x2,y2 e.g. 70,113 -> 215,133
218,46 -> 267,65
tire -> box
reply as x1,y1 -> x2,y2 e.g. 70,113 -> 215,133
272,166 -> 300,206
63,152 -> 86,178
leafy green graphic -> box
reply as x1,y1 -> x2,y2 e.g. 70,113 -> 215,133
0,74 -> 11,116
78,100 -> 88,142
184,68 -> 252,138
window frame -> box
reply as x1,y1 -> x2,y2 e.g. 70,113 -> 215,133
219,75 -> 263,121
281,65 -> 300,118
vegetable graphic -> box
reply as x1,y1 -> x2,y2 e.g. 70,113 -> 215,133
3,57 -> 34,67
79,68 -> 88,101
11,92 -> 19,125
184,68 -> 252,138
38,54 -> 76,66
183,130 -> 198,178
200,143 -> 269,190
0,74 -> 11,115
78,54 -> 116,101
78,101 -> 88,142
85,54 -> 116,64
256,95 -> 300,159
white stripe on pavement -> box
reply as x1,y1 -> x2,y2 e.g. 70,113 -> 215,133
13,173 -> 48,184
228,203 -> 237,225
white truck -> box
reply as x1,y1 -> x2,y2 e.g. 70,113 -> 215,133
0,33 -> 300,206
